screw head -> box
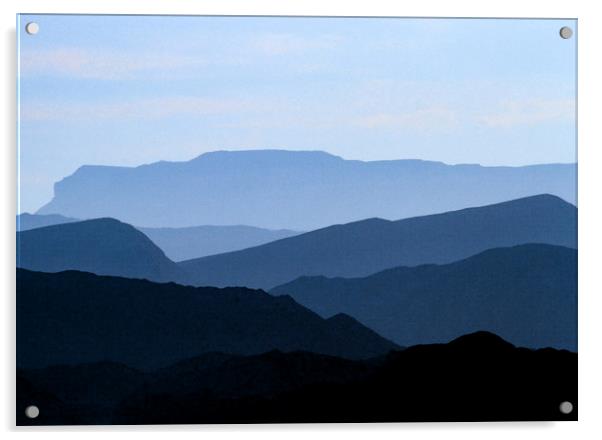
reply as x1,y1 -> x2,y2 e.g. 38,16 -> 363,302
24,405 -> 39,419
25,22 -> 39,35
559,26 -> 573,39
559,401 -> 574,414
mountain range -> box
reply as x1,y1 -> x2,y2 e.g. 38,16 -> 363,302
180,194 -> 577,289
16,193 -> 578,352
18,195 -> 577,290
17,269 -> 398,370
17,331 -> 577,425
36,150 -> 576,230
272,243 -> 577,350
16,149 -> 579,424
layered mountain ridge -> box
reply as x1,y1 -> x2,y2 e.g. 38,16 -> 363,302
180,194 -> 577,289
17,268 -> 398,370
272,243 -> 578,350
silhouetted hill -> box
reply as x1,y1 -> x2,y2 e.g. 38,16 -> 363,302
16,269 -> 398,370
272,244 -> 577,350
16,218 -> 185,283
36,150 -> 576,229
22,362 -> 144,406
17,332 -> 577,425
180,195 -> 577,289
140,225 -> 302,261
16,213 -> 303,262
17,213 -> 78,231
148,350 -> 370,400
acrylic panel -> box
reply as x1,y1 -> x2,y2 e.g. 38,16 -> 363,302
16,15 -> 577,425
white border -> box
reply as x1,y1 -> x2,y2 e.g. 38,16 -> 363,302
2,1 -> 602,438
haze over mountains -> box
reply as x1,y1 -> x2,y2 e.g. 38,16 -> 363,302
180,194 -> 577,289
138,225 -> 301,261
36,150 -> 577,230
17,269 -> 397,370
272,244 -> 577,351
16,148 -> 578,424
17,195 -> 577,291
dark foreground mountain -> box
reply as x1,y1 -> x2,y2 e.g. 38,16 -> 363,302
16,218 -> 185,283
16,213 -> 78,231
180,194 -> 577,289
272,244 -> 577,351
36,150 -> 576,230
140,224 -> 301,261
17,332 -> 577,425
17,269 -> 397,370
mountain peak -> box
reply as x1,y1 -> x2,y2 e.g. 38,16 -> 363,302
17,218 -> 183,284
499,193 -> 571,206
449,331 -> 516,350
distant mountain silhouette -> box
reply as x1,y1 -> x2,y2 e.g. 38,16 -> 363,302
16,213 -> 78,231
16,218 -> 185,283
17,331 -> 577,425
272,244 -> 577,351
36,150 -> 576,229
180,195 -> 577,289
17,269 -> 398,370
140,225 -> 302,261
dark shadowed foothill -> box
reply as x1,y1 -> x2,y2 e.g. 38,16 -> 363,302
17,269 -> 398,370
17,331 -> 577,425
272,243 -> 577,351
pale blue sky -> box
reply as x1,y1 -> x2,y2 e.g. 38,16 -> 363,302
17,15 -> 576,213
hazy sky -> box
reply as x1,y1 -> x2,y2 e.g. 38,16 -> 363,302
18,15 -> 576,213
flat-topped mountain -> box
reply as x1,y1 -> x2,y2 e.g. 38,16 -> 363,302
272,244 -> 578,351
36,150 -> 576,230
180,194 -> 577,289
